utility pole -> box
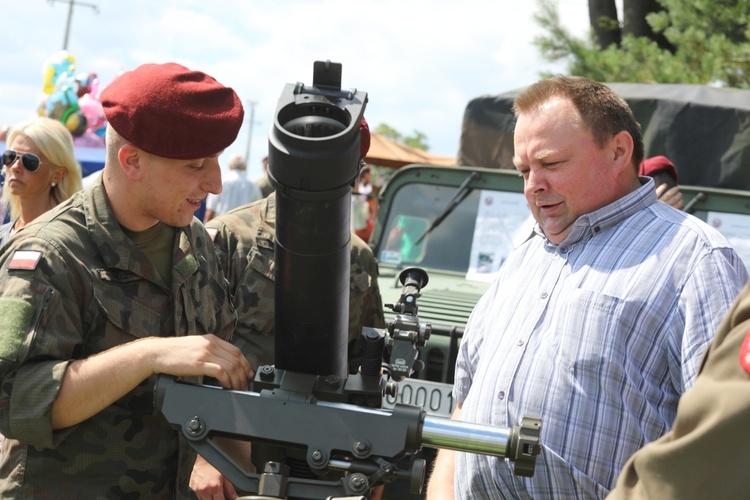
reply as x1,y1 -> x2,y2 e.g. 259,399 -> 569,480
245,101 -> 257,162
49,0 -> 99,50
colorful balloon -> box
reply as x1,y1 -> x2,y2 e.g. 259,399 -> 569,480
41,50 -> 87,136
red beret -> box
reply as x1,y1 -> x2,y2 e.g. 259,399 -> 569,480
359,118 -> 370,159
639,155 -> 678,182
101,62 -> 244,159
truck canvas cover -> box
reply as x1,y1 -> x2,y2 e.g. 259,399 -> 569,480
458,83 -> 750,190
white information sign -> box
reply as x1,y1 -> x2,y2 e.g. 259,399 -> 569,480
707,211 -> 750,273
466,190 -> 534,283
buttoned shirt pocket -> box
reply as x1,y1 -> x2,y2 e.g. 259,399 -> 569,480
537,288 -> 652,487
91,269 -> 173,345
549,288 -> 630,372
89,269 -> 184,418
534,288 -> 631,437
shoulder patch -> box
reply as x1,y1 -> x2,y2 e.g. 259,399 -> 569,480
740,328 -> 750,374
8,250 -> 42,270
0,297 -> 32,361
206,227 -> 219,242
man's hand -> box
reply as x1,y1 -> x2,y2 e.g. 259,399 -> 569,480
426,405 -> 461,499
655,183 -> 684,210
149,334 -> 254,390
190,455 -> 239,500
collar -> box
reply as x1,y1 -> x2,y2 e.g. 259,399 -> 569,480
84,175 -> 199,285
265,192 -> 276,225
534,178 -> 658,248
255,193 -> 276,247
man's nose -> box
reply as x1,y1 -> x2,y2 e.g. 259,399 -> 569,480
525,168 -> 546,194
204,160 -> 223,194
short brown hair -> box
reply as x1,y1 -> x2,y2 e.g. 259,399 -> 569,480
513,76 -> 644,169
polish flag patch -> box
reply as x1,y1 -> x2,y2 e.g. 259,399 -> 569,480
740,328 -> 750,374
8,250 -> 42,270
206,227 -> 218,242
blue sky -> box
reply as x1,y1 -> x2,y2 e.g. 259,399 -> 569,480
1,0 -> 591,179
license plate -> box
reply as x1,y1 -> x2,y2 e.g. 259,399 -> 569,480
382,378 -> 457,417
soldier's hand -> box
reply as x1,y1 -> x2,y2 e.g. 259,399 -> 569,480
149,334 -> 253,390
190,455 -> 239,500
655,183 -> 684,210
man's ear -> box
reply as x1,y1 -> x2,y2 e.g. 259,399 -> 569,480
610,130 -> 635,175
117,143 -> 143,181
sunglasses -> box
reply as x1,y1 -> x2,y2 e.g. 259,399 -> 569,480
2,150 -> 42,173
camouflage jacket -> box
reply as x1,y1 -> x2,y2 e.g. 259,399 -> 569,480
0,178 -> 236,499
206,193 -> 385,369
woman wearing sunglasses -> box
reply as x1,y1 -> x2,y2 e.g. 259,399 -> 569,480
0,117 -> 83,245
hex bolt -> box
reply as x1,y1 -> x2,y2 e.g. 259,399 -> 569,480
349,474 -> 367,492
324,375 -> 340,389
186,416 -> 204,436
310,449 -> 326,466
353,440 -> 371,457
259,365 -> 275,380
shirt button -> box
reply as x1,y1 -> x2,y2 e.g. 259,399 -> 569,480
517,339 -> 525,346
498,391 -> 505,400
541,291 -> 548,299
560,247 -> 567,254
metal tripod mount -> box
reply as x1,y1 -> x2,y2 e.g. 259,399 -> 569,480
156,61 -> 541,499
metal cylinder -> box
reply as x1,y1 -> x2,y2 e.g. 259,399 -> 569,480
420,415 -> 514,457
267,63 -> 368,379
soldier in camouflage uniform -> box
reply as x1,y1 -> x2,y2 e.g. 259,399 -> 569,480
0,62 -> 252,498
206,192 -> 386,371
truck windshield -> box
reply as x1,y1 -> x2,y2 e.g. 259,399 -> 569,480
376,181 -> 533,279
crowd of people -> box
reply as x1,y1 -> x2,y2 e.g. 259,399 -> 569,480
0,63 -> 748,500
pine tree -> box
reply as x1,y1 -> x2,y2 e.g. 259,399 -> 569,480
535,0 -> 750,87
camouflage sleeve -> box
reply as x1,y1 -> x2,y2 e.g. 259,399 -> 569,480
349,234 -> 386,337
364,268 -> 386,329
207,206 -> 276,368
0,238 -> 84,449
